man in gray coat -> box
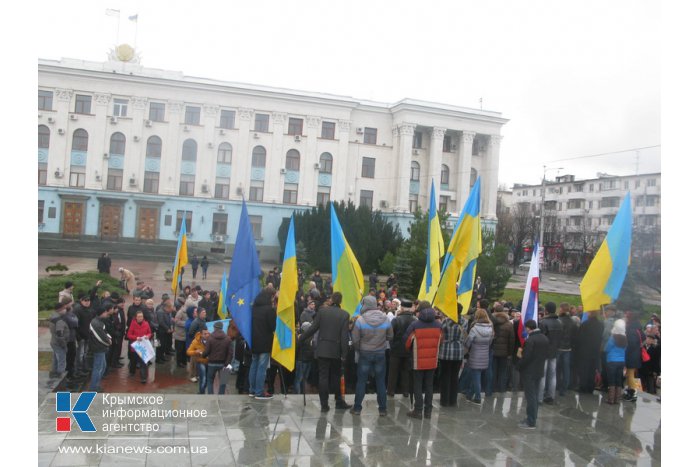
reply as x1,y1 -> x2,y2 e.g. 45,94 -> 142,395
49,303 -> 70,379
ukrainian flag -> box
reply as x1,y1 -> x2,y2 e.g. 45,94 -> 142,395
272,216 -> 297,372
433,177 -> 482,322
580,192 -> 632,311
418,180 -> 445,302
216,271 -> 228,320
330,204 -> 365,316
171,218 -> 189,296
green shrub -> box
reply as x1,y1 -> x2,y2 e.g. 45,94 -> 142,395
38,272 -> 122,312
45,263 -> 69,273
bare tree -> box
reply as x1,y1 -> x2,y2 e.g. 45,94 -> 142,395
497,201 -> 536,275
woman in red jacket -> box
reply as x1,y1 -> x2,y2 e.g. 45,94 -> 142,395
127,311 -> 152,383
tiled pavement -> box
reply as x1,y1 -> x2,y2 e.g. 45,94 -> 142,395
38,390 -> 660,466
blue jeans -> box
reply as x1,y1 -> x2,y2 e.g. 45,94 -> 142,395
89,351 -> 107,391
467,368 -> 486,401
197,363 -> 207,394
294,361 -> 311,394
207,363 -> 225,394
51,344 -> 67,374
459,365 -> 472,394
557,351 -> 571,395
353,351 -> 387,412
522,373 -> 539,427
249,353 -> 271,396
538,358 -> 557,401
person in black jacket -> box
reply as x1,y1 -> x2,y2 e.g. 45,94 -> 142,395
388,300 -> 416,397
517,320 -> 549,429
576,310 -> 604,393
556,303 -> 579,396
202,321 -> 233,394
249,288 -> 277,399
299,292 -> 352,412
88,305 -> 113,392
538,302 -> 563,403
75,295 -> 95,374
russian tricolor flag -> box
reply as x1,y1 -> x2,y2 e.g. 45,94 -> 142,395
518,243 -> 540,345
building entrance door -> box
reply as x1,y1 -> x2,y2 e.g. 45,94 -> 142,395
138,207 -> 158,242
63,202 -> 83,238
100,204 -> 122,240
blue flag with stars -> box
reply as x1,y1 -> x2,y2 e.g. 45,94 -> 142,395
226,199 -> 261,348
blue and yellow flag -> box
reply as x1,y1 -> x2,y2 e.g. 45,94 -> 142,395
272,216 -> 297,371
580,192 -> 632,311
171,218 -> 189,296
433,177 -> 482,322
330,204 -> 365,316
216,270 -> 228,320
418,180 -> 445,302
226,200 -> 262,347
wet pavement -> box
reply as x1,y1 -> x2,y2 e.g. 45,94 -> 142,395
38,389 -> 660,466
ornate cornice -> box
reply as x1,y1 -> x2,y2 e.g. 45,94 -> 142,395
55,89 -> 73,102
272,112 -> 286,125
168,101 -> 183,114
431,127 -> 446,140
306,116 -> 321,129
130,96 -> 147,110
239,108 -> 254,121
489,135 -> 503,148
338,120 -> 351,132
399,123 -> 416,136
94,93 -> 111,106
204,104 -> 219,116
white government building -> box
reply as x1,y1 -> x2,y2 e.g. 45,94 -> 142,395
38,45 -> 507,260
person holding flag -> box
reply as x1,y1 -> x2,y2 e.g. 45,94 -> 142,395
171,219 -> 189,297
329,204 -> 364,316
418,180 -> 444,302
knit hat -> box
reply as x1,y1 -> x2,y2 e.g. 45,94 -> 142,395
300,321 -> 312,332
611,319 -> 626,336
360,295 -> 377,313
214,321 -> 224,329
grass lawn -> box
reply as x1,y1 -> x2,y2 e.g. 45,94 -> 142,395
38,351 -> 53,371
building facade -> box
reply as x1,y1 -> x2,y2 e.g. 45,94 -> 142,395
38,51 -> 507,261
504,172 -> 661,272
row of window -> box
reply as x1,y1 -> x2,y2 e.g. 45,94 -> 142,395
553,214 -> 659,228
170,211 -> 265,238
517,178 -> 659,197
537,194 -> 661,212
410,161 -> 451,185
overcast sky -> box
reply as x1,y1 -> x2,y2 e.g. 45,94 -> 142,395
35,0 -> 660,188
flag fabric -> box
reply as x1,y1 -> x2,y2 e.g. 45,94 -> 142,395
418,180 -> 445,302
330,204 -> 365,316
205,319 -> 231,334
128,14 -> 138,21
432,177 -> 482,322
226,200 -> 262,348
105,8 -> 120,17
518,242 -> 540,345
171,219 -> 189,296
272,216 -> 298,371
216,271 -> 228,320
580,192 -> 633,311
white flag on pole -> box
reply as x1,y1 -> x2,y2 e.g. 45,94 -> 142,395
105,8 -> 120,17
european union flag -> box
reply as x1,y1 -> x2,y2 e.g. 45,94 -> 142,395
226,200 -> 261,348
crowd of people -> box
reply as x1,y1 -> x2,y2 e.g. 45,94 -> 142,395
47,257 -> 661,429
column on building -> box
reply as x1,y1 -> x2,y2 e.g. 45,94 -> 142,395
50,88 -> 72,186
201,104 -> 219,198
395,123 -> 415,212
267,112 -> 286,203
484,135 -> 502,221
457,131 -> 475,210
428,126 -> 446,207
334,119 -> 351,201
233,108 -> 254,199
162,101 -> 183,195
125,96 -> 148,192
302,116 -> 321,205
85,92 -> 110,190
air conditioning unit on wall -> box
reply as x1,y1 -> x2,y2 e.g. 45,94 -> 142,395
144,119 -> 152,127
380,200 -> 388,208
217,204 -> 225,211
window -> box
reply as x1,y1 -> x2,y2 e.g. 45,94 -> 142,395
363,127 -> 377,145
164,215 -> 172,227
176,210 -> 193,233
439,195 -> 449,212
254,114 -> 269,132
113,98 -> 128,117
361,157 -> 375,178
71,129 -> 88,151
410,161 -> 420,181
360,190 -> 373,208
143,171 -> 159,193
574,184 -> 584,192
319,152 -> 333,173
215,178 -> 230,199
39,200 -> 45,224
409,194 -> 418,213
146,136 -> 162,157
74,94 -> 92,114
589,201 -> 593,209
288,118 -> 303,136
109,132 -> 126,155
185,106 -> 200,125
149,102 -> 166,122
249,215 -> 262,239
182,139 -> 197,161
321,121 -> 335,139
317,187 -> 330,206
624,180 -> 629,190
565,218 -> 570,227
644,215 -> 658,226
283,184 -> 298,204
220,110 -> 235,129
413,132 -> 422,149
249,182 -> 264,201
212,213 -> 228,235
106,169 -> 123,191
647,178 -> 657,187
441,164 -> 450,185
602,179 -> 618,190
47,207 -> 56,219
179,174 -> 195,196
646,196 -> 657,207
69,166 -> 86,187
38,164 -> 47,185
635,179 -> 641,188
558,202 -> 562,211
38,90 -> 53,111
38,125 -> 50,149
589,183 -> 594,192
567,199 -> 584,209
567,186 -> 571,193
601,197 -> 620,208
285,150 -> 300,171
572,216 -> 582,227
252,146 -> 266,167
217,143 -> 232,164
443,135 -> 452,153
470,169 -> 478,187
